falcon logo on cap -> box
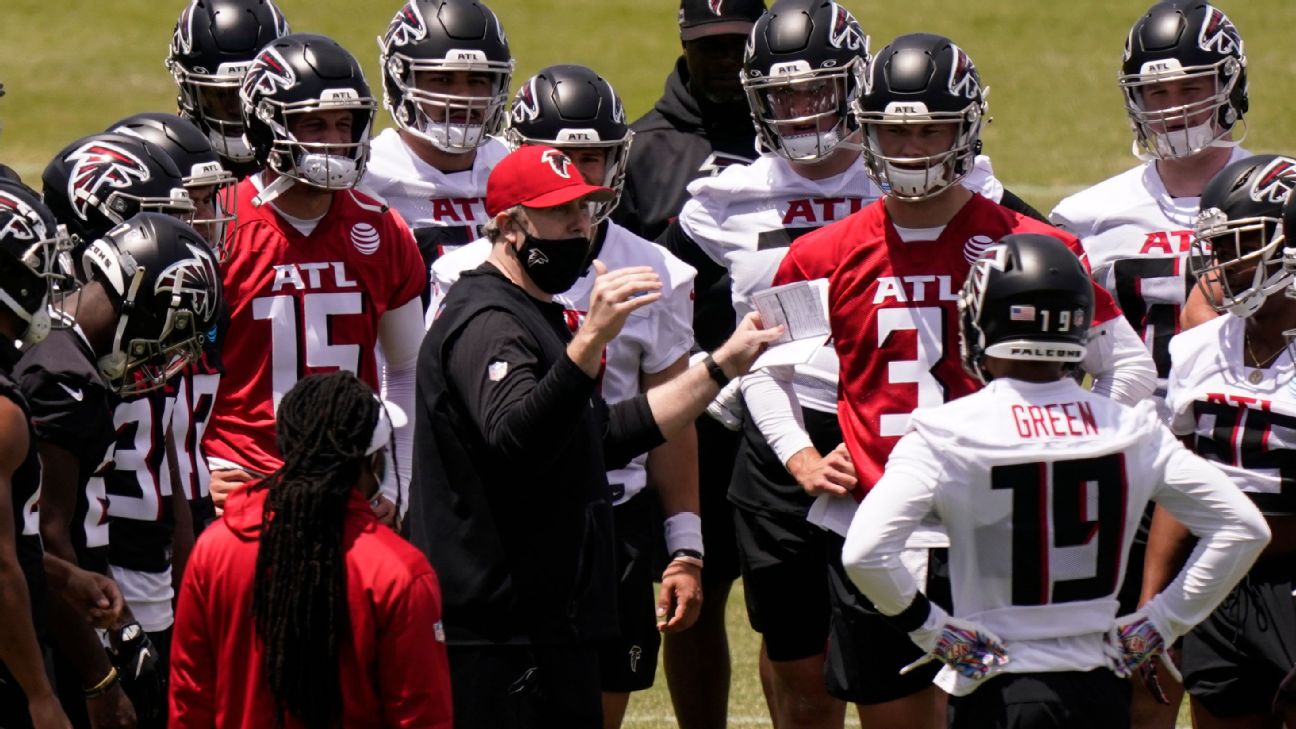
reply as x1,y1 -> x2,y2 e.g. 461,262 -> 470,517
541,149 -> 573,179
708,0 -> 725,15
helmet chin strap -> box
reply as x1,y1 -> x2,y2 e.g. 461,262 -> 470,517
252,174 -> 297,207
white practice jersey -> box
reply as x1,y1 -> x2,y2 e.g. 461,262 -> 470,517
361,129 -> 509,266
842,377 -> 1267,696
679,153 -> 1007,415
429,223 -> 696,504
1166,313 -> 1296,516
1050,148 -> 1251,383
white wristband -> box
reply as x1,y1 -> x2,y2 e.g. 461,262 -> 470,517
664,511 -> 704,557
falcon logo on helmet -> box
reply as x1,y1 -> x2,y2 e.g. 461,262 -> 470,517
65,142 -> 151,221
385,2 -> 428,48
708,0 -> 724,16
1198,6 -> 1240,56
173,3 -> 197,56
155,243 -> 221,325
242,47 -> 296,100
947,45 -> 979,100
512,78 -> 541,124
541,149 -> 573,179
827,4 -> 865,52
1248,157 -> 1296,205
0,190 -> 47,243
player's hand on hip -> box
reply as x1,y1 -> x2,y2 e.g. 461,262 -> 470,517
788,443 -> 857,496
1103,611 -> 1177,680
209,467 -> 255,509
712,313 -> 785,380
905,610 -> 1010,681
656,559 -> 703,633
580,260 -> 662,347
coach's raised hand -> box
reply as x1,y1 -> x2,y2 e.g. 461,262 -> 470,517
567,260 -> 662,377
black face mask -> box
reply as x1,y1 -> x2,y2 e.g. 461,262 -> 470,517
516,233 -> 591,295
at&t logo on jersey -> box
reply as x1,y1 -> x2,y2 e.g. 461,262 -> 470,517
351,223 -> 381,255
962,234 -> 995,264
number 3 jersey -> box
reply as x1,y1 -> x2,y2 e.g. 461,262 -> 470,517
1050,148 -> 1251,381
778,194 -> 1124,495
845,377 -> 1266,696
1166,313 -> 1296,516
204,177 -> 425,475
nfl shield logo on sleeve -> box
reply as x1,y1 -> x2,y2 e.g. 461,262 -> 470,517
488,361 -> 509,382
434,620 -> 446,643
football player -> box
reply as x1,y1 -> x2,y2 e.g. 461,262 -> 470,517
16,212 -> 220,726
429,64 -> 698,729
41,131 -> 197,277
202,34 -> 425,519
0,181 -> 81,728
772,33 -> 1157,727
166,0 -> 292,177
364,0 -> 514,300
841,233 -> 1268,729
1148,155 -> 1296,729
1047,4 -> 1250,721
658,5 -> 1044,725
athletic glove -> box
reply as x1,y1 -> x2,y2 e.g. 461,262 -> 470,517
902,606 -> 1009,681
108,623 -> 164,721
1102,612 -> 1180,683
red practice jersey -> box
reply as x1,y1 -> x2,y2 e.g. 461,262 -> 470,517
776,193 -> 1122,495
204,179 -> 424,473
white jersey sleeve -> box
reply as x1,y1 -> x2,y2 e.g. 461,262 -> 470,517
1082,315 -> 1158,406
426,238 -> 492,329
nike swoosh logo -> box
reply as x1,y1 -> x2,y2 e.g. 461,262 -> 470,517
57,382 -> 84,402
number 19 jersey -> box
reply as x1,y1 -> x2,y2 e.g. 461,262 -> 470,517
778,194 -> 1122,494
204,178 -> 425,474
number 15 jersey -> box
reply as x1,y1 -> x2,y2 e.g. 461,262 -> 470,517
204,177 -> 425,474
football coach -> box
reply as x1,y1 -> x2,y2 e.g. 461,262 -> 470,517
408,144 -> 781,729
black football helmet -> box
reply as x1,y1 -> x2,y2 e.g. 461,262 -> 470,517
1189,154 -> 1296,318
1120,1 -> 1247,161
240,33 -> 377,200
166,0 -> 292,165
80,213 -> 222,395
379,0 -> 514,154
959,233 -> 1094,383
741,0 -> 869,163
506,65 -> 631,224
0,181 -> 71,345
855,33 -> 988,200
41,133 -> 195,270
106,112 -> 238,254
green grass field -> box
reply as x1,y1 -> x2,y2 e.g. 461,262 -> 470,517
2,1 -> 1290,726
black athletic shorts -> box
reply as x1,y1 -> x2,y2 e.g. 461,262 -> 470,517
732,505 -> 831,662
1182,559 -> 1296,718
824,543 -> 953,705
695,416 -> 741,585
948,669 -> 1130,729
448,642 -> 603,729
599,491 -> 661,693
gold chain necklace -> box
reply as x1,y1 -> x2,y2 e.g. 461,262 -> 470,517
1244,333 -> 1287,384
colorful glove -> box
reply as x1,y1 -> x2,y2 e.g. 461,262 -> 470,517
904,612 -> 1009,681
1103,612 -> 1179,682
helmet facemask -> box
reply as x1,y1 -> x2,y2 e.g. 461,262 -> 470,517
859,102 -> 985,201
256,93 -> 377,191
171,64 -> 257,163
1190,208 -> 1289,319
745,59 -> 863,164
382,52 -> 511,154
1120,56 -> 1246,161
183,161 -> 238,257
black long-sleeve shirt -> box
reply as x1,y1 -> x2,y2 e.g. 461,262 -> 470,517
409,264 -> 664,645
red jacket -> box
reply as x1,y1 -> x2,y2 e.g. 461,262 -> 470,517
169,485 -> 452,728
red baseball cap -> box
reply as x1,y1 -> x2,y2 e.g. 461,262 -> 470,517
485,145 -> 614,218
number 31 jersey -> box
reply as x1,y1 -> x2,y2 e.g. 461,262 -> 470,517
204,177 -> 425,474
1166,313 -> 1296,516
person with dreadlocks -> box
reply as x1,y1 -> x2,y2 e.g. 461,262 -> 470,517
168,370 -> 452,729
